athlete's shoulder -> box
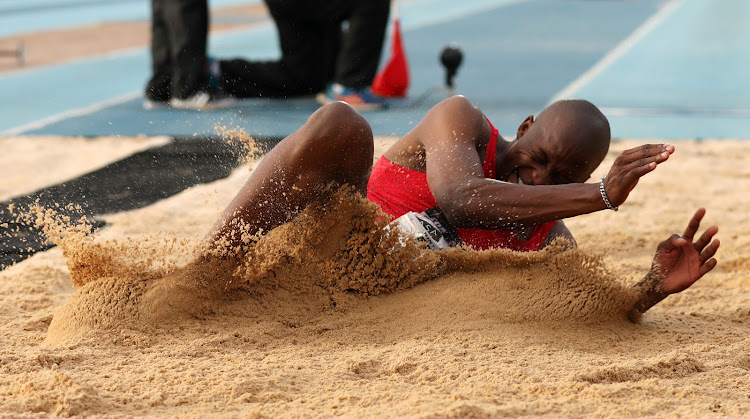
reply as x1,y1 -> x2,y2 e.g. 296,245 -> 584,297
426,96 -> 490,139
433,95 -> 481,114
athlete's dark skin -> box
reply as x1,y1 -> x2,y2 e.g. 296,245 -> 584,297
204,96 -> 720,319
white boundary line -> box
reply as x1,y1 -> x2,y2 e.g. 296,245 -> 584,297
0,21 -> 274,80
2,91 -> 141,136
0,0 -> 508,81
0,45 -> 144,79
0,21 -> 276,135
548,0 -> 684,104
3,0 -> 523,135
601,107 -> 750,117
2,0 -> 516,80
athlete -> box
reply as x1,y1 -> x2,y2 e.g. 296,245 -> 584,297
203,96 -> 720,318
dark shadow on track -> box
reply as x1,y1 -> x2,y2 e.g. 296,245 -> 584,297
0,136 -> 281,269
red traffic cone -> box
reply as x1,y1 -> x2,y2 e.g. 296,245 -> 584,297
371,9 -> 409,98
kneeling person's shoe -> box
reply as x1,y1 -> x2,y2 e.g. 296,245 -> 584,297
316,83 -> 387,111
143,98 -> 170,110
143,92 -> 170,110
169,88 -> 235,111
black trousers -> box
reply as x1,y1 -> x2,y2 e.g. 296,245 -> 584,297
145,0 -> 208,100
221,0 -> 390,98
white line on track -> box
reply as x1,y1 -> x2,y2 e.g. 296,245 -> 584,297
0,20 -> 276,135
2,91 -> 140,136
0,20 -> 274,80
3,0 -> 527,135
601,107 -> 750,117
548,0 -> 684,104
0,47 -> 144,79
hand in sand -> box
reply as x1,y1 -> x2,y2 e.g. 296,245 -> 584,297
631,208 -> 720,319
652,208 -> 720,294
603,144 -> 675,207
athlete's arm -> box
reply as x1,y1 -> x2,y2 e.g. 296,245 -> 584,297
417,96 -> 672,229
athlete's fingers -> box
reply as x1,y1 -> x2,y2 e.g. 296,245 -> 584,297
700,239 -> 720,263
620,143 -> 674,158
613,160 -> 657,183
694,225 -> 719,252
618,154 -> 670,171
682,208 -> 706,241
610,152 -> 669,181
604,145 -> 674,206
699,258 -> 718,277
616,149 -> 672,168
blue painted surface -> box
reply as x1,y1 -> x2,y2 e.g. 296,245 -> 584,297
0,18 -> 279,136
393,0 -> 664,133
606,113 -> 750,140
3,0 -> 663,138
0,0 -> 260,37
572,0 -> 750,138
2,49 -> 148,127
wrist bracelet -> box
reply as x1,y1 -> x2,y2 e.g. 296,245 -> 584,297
599,177 -> 618,211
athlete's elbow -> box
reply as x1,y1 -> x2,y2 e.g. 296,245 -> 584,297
435,177 -> 502,225
437,199 -> 482,228
440,194 -> 526,229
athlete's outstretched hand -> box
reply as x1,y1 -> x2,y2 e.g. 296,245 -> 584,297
630,208 -> 720,319
652,208 -> 720,294
602,144 -> 674,207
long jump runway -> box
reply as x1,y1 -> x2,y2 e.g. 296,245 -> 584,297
4,0 -> 746,140
3,2 -> 750,415
1,0 -> 749,267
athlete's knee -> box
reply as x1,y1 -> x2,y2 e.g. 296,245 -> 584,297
307,102 -> 373,150
292,103 -> 372,185
313,102 -> 369,130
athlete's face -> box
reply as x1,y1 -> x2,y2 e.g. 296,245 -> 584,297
499,115 -> 605,186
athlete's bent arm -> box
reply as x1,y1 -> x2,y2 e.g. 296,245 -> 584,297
416,96 -> 674,229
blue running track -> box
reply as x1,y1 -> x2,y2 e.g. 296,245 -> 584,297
0,0 -> 748,139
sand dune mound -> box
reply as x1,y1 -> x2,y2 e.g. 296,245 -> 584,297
40,190 -> 637,348
3,139 -> 750,416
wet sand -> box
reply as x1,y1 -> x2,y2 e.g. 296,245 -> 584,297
1,136 -> 748,417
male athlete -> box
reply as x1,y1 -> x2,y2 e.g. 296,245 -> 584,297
203,96 -> 720,317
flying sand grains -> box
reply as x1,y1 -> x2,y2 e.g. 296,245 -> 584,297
28,184 -> 642,347
6,129 -> 642,345
215,125 -> 261,167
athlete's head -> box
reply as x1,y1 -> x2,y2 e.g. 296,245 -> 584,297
498,99 -> 610,186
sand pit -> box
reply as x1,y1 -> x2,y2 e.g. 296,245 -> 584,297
1,136 -> 749,417
0,136 -> 170,201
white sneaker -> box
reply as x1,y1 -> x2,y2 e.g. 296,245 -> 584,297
143,98 -> 169,110
169,90 -> 236,110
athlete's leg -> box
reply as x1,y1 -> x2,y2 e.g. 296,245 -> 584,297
205,101 -> 374,251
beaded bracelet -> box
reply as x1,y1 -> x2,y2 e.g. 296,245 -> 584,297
599,177 -> 618,211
